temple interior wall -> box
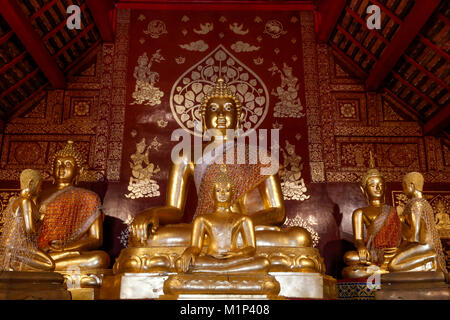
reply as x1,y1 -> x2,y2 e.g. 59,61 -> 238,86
0,10 -> 448,278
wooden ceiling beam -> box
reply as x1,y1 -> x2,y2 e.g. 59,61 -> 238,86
316,0 -> 347,43
0,0 -> 66,89
86,0 -> 115,42
365,0 -> 441,91
424,104 -> 450,135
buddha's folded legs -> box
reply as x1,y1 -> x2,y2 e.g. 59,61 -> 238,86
143,224 -> 312,248
388,243 -> 437,272
50,250 -> 110,271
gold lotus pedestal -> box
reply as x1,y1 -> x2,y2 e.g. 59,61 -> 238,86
99,246 -> 337,300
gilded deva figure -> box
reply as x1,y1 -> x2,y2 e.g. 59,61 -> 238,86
388,172 -> 447,273
342,153 -> 402,278
120,77 -> 323,273
176,165 -> 270,274
0,169 -> 54,271
37,141 -> 110,271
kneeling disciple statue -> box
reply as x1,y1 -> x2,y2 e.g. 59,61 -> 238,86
0,169 -> 54,271
388,172 -> 447,273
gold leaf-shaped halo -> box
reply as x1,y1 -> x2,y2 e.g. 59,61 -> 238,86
170,44 -> 269,136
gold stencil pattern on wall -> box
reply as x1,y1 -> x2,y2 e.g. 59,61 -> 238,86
269,62 -> 304,118
131,50 -> 165,106
279,140 -> 310,201
124,138 -> 161,199
170,44 -> 269,136
143,20 -> 168,38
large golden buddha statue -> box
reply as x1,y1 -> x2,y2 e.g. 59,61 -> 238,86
342,153 -> 402,278
176,165 -> 270,274
388,172 -> 447,273
114,78 -> 325,275
37,141 -> 110,273
163,166 -> 279,297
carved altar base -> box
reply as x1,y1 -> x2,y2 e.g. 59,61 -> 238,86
58,269 -> 112,300
0,271 -> 71,300
375,271 -> 450,300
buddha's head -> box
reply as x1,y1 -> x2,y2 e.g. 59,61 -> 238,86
360,151 -> 385,202
402,171 -> 424,198
20,169 -> 42,197
50,141 -> 84,186
201,77 -> 242,136
285,141 -> 295,155
211,165 -> 235,206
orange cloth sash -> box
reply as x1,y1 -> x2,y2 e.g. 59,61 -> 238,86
37,187 -> 101,249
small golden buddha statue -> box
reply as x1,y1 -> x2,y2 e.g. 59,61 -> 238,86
176,166 -> 270,274
0,169 -> 54,271
388,172 -> 447,272
37,141 -> 110,272
342,152 -> 402,278
435,200 -> 450,231
117,77 -> 323,274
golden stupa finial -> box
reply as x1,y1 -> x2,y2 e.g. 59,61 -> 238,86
360,150 -> 382,188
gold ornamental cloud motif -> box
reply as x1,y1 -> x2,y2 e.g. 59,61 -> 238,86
143,20 -> 168,38
170,44 -> 269,136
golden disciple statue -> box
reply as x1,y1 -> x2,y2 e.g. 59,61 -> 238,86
176,166 -> 270,274
36,141 -> 110,271
342,153 -> 402,278
0,169 -> 54,271
388,172 -> 447,273
116,77 -> 324,274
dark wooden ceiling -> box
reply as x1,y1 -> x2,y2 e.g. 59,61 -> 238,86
319,0 -> 449,137
0,0 -> 448,137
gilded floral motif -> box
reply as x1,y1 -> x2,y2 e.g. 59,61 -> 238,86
170,45 -> 269,136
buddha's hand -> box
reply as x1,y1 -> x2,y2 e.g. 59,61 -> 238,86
178,247 -> 197,273
130,209 -> 160,244
357,246 -> 371,265
49,240 -> 65,252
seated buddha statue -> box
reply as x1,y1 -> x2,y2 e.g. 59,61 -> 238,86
0,169 -> 54,271
388,172 -> 447,273
176,165 -> 270,274
123,77 -> 321,273
37,141 -> 110,272
342,153 -> 402,278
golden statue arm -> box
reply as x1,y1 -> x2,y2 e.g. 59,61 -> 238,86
20,199 -> 38,236
352,208 -> 370,263
130,158 -> 194,243
247,174 -> 285,226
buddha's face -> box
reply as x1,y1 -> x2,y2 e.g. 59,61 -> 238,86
365,176 -> 384,200
53,156 -> 79,184
204,97 -> 238,135
213,181 -> 232,204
